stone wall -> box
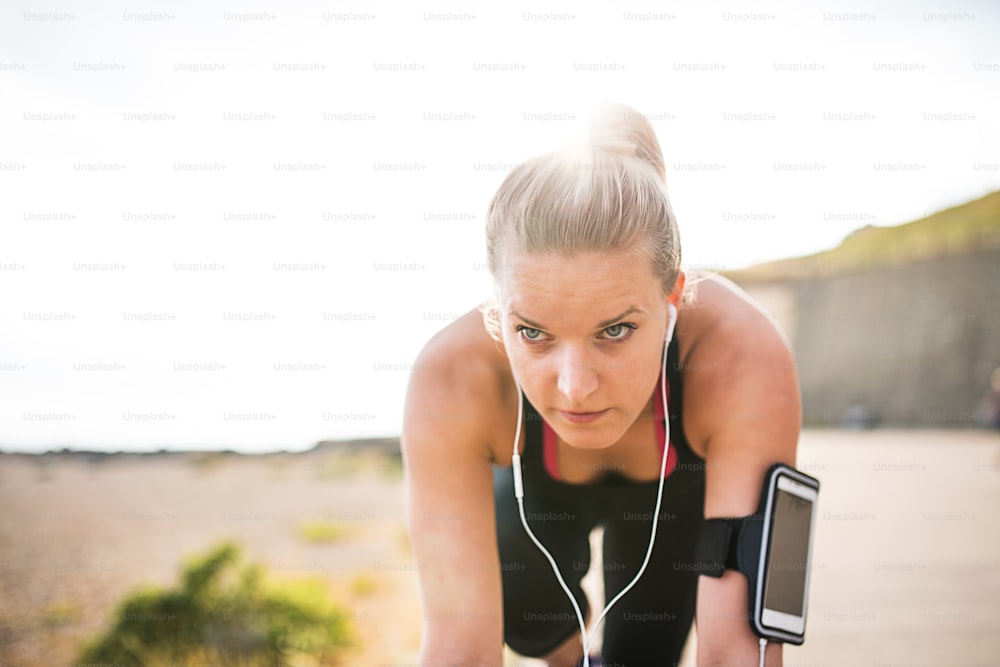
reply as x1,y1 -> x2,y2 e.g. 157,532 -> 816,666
733,246 -> 1000,427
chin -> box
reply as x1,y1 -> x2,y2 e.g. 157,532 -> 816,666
553,422 -> 624,450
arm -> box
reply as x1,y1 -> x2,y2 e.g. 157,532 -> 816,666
401,340 -> 505,667
683,280 -> 802,666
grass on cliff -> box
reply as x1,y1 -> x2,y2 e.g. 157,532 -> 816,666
723,189 -> 1000,282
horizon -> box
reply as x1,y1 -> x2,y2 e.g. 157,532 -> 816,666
0,435 -> 403,456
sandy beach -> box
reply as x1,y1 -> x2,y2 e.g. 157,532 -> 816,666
1,429 -> 999,666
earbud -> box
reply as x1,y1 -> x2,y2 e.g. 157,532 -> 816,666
665,302 -> 678,347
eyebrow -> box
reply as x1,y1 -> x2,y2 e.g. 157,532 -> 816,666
508,306 -> 645,331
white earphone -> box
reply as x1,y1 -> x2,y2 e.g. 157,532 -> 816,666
509,303 -> 678,667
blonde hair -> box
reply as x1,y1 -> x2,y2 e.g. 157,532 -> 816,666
481,101 -> 689,339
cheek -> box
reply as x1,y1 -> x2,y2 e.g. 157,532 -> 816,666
501,332 -> 535,384
505,346 -> 545,390
620,339 -> 668,401
617,334 -> 663,375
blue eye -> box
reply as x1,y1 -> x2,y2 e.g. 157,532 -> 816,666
517,326 -> 543,341
603,323 -> 636,340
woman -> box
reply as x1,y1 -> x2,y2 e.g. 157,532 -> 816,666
402,102 -> 800,666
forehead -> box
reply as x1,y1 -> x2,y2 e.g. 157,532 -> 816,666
499,248 -> 662,326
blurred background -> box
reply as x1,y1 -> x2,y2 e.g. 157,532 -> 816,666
1,0 -> 999,665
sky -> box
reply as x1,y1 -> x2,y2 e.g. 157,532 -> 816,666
1,0 -> 998,452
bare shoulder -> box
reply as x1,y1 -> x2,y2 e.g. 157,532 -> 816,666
678,272 -> 801,460
402,305 -> 515,465
681,271 -> 791,348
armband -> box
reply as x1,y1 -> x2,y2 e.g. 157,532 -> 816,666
693,462 -> 820,645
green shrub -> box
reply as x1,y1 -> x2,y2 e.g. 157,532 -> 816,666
76,540 -> 354,666
349,574 -> 378,598
297,519 -> 351,544
42,599 -> 81,627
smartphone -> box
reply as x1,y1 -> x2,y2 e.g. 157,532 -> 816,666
753,464 -> 820,644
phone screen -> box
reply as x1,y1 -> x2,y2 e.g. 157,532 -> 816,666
763,487 -> 813,615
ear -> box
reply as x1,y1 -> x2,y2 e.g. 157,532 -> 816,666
667,271 -> 686,308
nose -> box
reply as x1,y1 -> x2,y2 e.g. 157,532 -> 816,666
555,346 -> 599,407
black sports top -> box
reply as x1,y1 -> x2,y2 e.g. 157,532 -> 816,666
517,334 -> 707,498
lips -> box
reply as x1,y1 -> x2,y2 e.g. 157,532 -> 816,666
559,409 -> 609,424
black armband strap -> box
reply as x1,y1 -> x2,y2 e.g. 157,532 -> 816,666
694,514 -> 764,579
694,517 -> 738,577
